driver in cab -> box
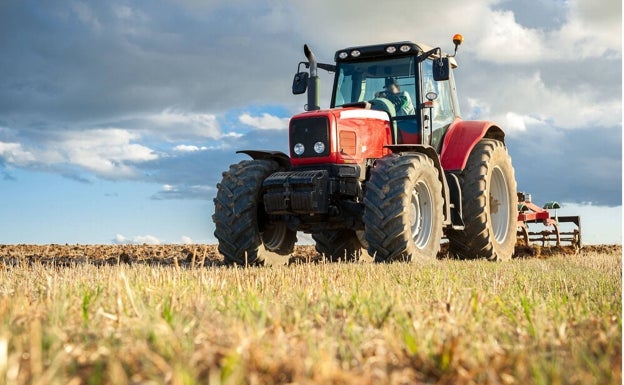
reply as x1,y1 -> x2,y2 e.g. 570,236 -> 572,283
375,77 -> 415,116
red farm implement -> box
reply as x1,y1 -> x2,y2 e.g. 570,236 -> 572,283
517,192 -> 582,248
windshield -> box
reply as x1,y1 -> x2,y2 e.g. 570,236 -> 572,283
331,56 -> 417,113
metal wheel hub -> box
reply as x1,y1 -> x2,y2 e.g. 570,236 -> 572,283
410,181 -> 433,249
490,166 -> 510,244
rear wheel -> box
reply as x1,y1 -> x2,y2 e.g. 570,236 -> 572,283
261,221 -> 298,255
446,139 -> 517,261
363,153 -> 444,262
213,159 -> 296,266
312,229 -> 364,262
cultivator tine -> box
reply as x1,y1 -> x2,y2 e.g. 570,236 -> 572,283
557,215 -> 582,248
516,192 -> 582,249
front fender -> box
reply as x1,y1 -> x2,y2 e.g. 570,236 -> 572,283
236,150 -> 291,170
440,120 -> 505,171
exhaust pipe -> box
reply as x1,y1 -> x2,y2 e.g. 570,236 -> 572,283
304,44 -> 320,111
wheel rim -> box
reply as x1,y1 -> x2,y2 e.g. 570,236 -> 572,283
410,181 -> 433,249
490,166 -> 510,244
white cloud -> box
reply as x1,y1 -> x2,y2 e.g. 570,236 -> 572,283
469,72 -> 622,133
239,113 -> 289,130
474,10 -> 546,64
0,128 -> 157,178
221,132 -> 244,139
180,235 -> 194,244
0,142 -> 36,166
466,1 -> 620,64
147,109 -> 222,139
113,233 -> 162,245
504,112 -> 529,133
60,129 -> 157,175
551,0 -> 621,59
173,144 -> 206,152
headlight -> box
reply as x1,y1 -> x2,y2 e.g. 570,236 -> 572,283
350,50 -> 361,57
338,51 -> 348,59
399,45 -> 411,52
385,46 -> 397,54
293,143 -> 304,156
313,141 -> 325,154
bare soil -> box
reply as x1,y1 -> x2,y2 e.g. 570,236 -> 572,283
0,243 -> 618,267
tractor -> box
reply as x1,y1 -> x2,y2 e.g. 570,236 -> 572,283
213,35 -> 520,265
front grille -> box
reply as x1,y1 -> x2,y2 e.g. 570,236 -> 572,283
263,170 -> 329,214
290,117 -> 330,158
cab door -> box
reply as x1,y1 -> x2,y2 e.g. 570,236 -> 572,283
420,59 -> 459,151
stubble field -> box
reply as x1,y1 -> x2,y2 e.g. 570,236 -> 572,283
0,244 -> 621,384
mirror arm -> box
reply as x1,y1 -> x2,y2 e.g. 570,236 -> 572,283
302,62 -> 336,73
416,47 -> 442,63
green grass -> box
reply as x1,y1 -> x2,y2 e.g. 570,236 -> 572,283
0,250 -> 620,384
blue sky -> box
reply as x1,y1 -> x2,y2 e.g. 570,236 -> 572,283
0,0 -> 621,245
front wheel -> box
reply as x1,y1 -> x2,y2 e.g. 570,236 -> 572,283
363,153 -> 444,262
446,139 -> 517,261
213,159 -> 296,266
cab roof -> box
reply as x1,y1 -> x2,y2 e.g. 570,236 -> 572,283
334,41 -> 458,68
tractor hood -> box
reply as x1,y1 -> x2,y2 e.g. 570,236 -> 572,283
288,108 -> 392,166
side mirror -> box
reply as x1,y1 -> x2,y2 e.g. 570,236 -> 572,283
292,72 -> 308,95
432,57 -> 450,81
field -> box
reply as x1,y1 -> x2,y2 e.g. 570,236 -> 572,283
0,244 -> 621,384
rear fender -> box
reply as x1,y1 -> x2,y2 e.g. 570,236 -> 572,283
440,120 -> 505,171
236,150 -> 291,170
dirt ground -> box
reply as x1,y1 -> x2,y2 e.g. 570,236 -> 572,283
0,243 -> 618,267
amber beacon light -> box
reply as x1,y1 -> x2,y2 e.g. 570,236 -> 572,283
452,33 -> 464,46
451,33 -> 463,56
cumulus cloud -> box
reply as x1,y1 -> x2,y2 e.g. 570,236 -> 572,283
474,10 -> 546,64
0,142 -> 36,166
173,144 -> 206,152
462,70 -> 621,135
113,233 -> 162,245
239,112 -> 289,130
180,235 -> 194,244
552,0 -> 621,59
454,0 -> 621,64
59,129 -> 158,176
145,110 -> 222,139
0,128 -> 157,179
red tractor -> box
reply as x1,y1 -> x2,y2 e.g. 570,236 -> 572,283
213,35 -> 518,265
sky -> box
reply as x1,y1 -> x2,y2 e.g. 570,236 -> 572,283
0,0 -> 621,245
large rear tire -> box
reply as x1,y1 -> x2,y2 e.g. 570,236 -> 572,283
363,153 -> 444,262
446,139 -> 517,261
312,229 -> 364,262
213,159 -> 296,266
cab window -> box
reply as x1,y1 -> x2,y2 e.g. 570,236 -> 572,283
333,56 -> 417,113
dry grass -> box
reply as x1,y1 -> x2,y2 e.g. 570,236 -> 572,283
0,246 -> 620,384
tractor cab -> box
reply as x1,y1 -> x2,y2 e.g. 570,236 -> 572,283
294,40 -> 462,152
331,41 -> 460,151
